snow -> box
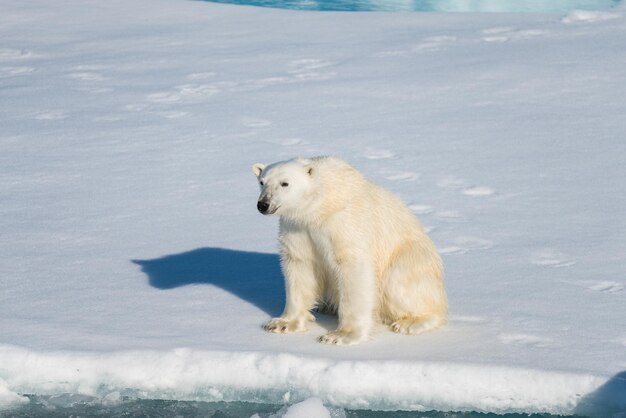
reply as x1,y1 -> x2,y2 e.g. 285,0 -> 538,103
282,398 -> 332,418
1,0 -> 625,416
250,397 -> 340,418
0,378 -> 28,410
562,9 -> 623,23
1,344 -> 618,415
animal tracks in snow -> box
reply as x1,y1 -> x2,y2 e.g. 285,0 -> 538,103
585,281 -> 624,293
462,186 -> 495,197
438,246 -> 470,255
374,25 -> 552,58
434,210 -> 466,223
186,72 -> 216,80
68,72 -> 107,81
566,280 -> 624,294
529,248 -> 576,268
363,148 -> 395,160
400,173 -> 496,250
287,58 -> 336,81
233,58 -> 337,89
409,204 -> 434,215
125,59 -> 336,113
532,251 -> 622,295
382,170 -> 420,182
0,48 -> 36,78
0,48 -> 34,60
147,84 -> 219,104
562,10 -> 621,24
34,110 -> 67,121
124,82 -> 221,117
413,36 -> 457,52
439,236 -> 493,255
437,176 -> 469,190
0,66 -> 35,78
374,36 -> 458,57
437,176 -> 496,198
499,333 -> 554,348
481,27 -> 548,43
240,117 -> 272,128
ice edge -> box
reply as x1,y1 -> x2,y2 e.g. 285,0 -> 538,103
0,344 -> 621,416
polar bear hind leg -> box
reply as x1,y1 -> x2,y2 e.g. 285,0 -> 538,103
381,241 -> 448,335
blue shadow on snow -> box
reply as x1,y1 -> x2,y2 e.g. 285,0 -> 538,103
133,247 -> 284,317
574,370 -> 626,417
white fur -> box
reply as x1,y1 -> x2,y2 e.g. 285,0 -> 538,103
252,157 -> 447,345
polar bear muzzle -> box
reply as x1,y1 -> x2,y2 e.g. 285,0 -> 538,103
257,199 -> 270,214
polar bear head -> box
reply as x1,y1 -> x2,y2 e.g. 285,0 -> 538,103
252,158 -> 314,217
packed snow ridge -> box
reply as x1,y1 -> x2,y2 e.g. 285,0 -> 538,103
0,345 -> 624,416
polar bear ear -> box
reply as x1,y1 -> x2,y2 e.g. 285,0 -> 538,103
252,163 -> 266,177
299,158 -> 314,176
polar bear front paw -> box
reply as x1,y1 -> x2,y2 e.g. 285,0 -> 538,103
264,317 -> 308,333
318,330 -> 365,345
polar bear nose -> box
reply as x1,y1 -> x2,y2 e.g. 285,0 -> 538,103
257,200 -> 270,214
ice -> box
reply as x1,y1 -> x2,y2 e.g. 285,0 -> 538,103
0,0 -> 625,415
0,378 -> 28,410
281,398 -> 332,418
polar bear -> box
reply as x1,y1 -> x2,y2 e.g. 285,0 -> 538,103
252,156 -> 447,345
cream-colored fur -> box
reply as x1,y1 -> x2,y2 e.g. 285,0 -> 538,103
252,157 -> 447,345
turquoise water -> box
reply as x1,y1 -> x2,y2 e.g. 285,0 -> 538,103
204,0 -> 621,12
2,396 -> 588,418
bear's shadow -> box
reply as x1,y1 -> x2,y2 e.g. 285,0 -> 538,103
574,370 -> 626,417
133,247 -> 285,317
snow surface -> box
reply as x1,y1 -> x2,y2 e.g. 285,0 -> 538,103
1,0 -> 625,415
281,397 -> 332,418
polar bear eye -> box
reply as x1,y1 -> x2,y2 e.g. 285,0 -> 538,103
259,181 -> 264,186
281,182 -> 289,187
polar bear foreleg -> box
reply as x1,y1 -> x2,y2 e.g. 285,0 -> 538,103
264,257 -> 318,333
319,261 -> 375,345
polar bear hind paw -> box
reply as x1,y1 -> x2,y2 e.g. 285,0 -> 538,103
391,316 -> 446,335
318,330 -> 365,345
